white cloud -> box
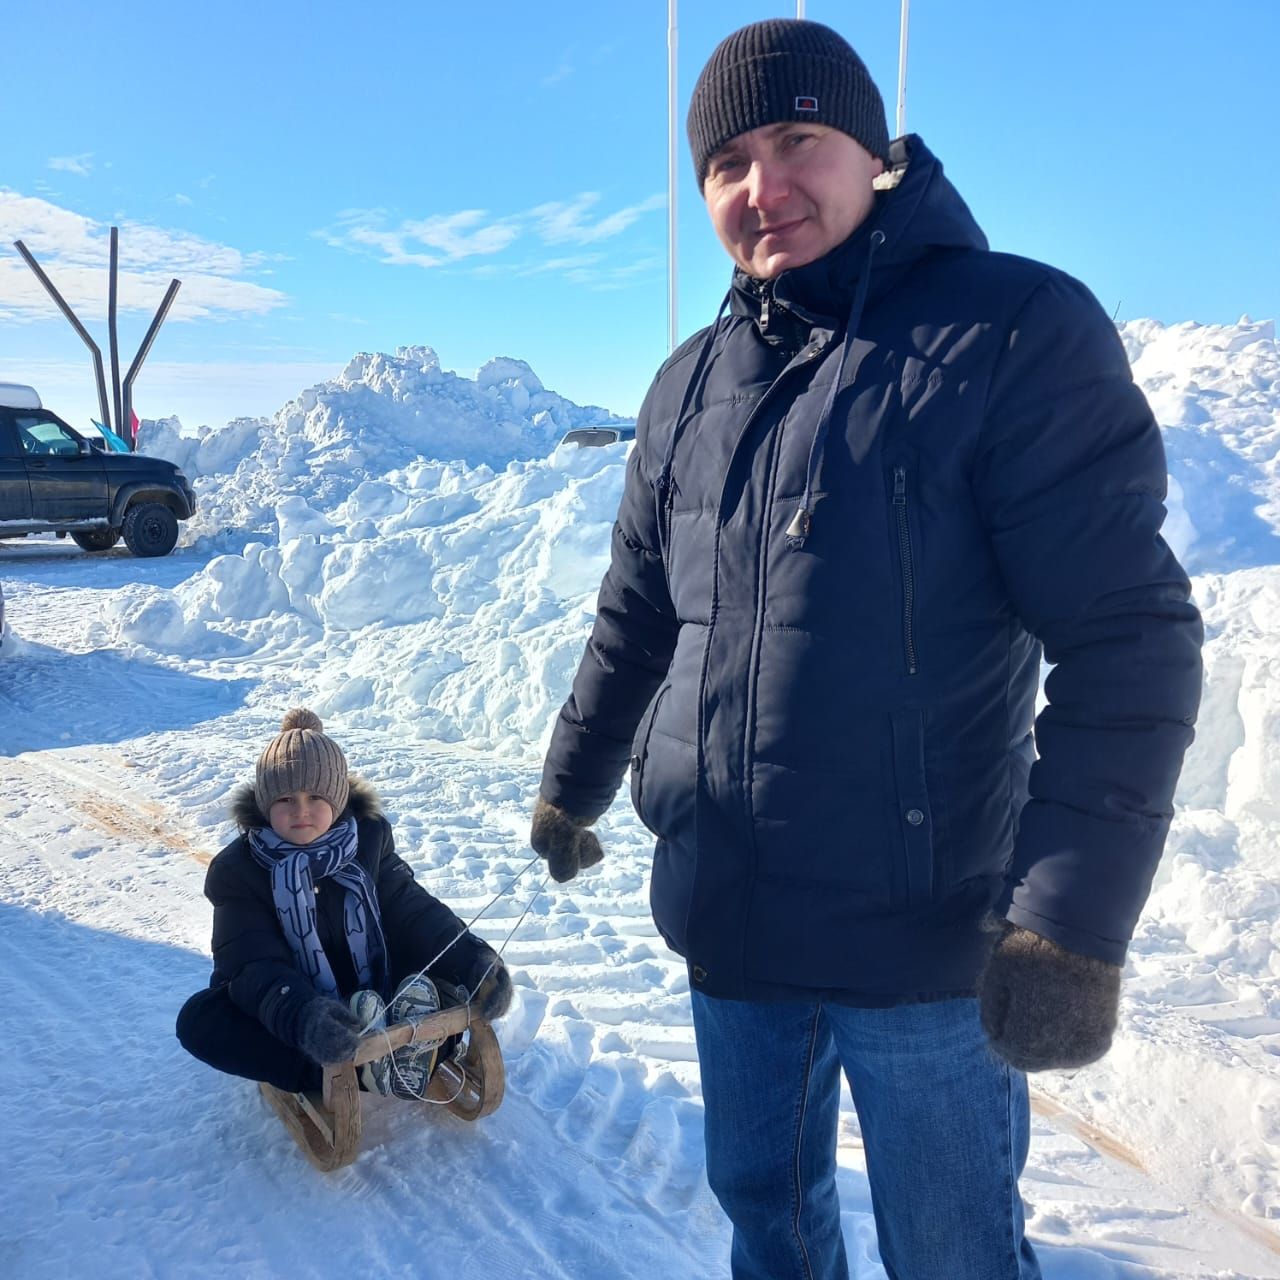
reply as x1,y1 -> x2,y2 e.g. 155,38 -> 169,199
541,60 -> 574,87
530,193 -> 666,245
404,210 -> 523,258
320,192 -> 664,276
565,254 -> 664,291
320,208 -> 521,269
513,253 -> 606,276
496,250 -> 661,291
48,154 -> 93,177
0,191 -> 287,323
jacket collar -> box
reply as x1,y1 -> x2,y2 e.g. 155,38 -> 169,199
728,135 -> 989,330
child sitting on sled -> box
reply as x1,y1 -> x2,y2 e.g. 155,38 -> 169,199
177,708 -> 512,1099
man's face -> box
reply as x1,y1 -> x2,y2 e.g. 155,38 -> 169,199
703,122 -> 884,279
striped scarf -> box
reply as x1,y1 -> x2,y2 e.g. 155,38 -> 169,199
247,817 -> 388,997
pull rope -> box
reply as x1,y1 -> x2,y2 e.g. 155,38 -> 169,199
457,867 -> 552,1003
419,852 -> 545,977
415,869 -> 553,1107
354,853 -> 550,1102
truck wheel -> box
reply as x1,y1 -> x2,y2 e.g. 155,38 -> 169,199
122,503 -> 179,557
71,528 -> 122,552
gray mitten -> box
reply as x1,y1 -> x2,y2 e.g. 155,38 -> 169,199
465,949 -> 514,1020
531,796 -> 603,883
979,923 -> 1122,1072
295,996 -> 363,1066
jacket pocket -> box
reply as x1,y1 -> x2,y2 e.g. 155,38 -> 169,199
629,683 -> 671,836
890,708 -> 935,908
890,465 -> 919,675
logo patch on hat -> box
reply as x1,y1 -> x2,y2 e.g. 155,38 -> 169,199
795,96 -> 819,112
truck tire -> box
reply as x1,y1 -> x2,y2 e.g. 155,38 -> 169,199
122,502 -> 179,557
71,528 -> 122,552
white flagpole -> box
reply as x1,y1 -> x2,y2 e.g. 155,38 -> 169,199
896,0 -> 911,138
796,1 -> 806,16
668,0 -> 679,354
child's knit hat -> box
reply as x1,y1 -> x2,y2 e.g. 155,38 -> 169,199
254,708 -> 349,817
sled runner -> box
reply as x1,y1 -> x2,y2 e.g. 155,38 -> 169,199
260,1002 -> 504,1172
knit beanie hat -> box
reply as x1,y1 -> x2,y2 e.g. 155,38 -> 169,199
687,18 -> 891,188
254,708 -> 349,817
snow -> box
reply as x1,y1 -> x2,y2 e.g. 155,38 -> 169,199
2,323 -> 1279,1278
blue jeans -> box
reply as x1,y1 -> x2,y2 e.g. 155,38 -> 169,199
691,993 -> 1041,1280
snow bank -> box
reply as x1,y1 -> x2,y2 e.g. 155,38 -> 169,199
1120,317 -> 1280,574
123,347 -> 630,753
140,344 -> 626,540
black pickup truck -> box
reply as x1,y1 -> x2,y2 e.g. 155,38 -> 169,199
0,398 -> 196,557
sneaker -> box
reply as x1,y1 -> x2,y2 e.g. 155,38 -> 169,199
349,990 -> 393,1096
350,988 -> 388,1033
385,975 -> 443,1100
388,975 -> 442,1027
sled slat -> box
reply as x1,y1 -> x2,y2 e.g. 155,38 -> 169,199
297,1090 -> 335,1145
260,1079 -> 360,1173
350,1004 -> 473,1065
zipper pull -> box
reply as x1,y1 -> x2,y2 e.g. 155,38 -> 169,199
655,471 -> 674,558
785,506 -> 811,550
893,466 -> 907,504
759,283 -> 771,331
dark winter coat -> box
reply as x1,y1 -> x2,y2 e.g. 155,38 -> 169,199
541,135 -> 1203,1005
204,777 -> 489,1047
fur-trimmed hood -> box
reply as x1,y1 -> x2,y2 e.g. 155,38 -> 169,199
228,774 -> 383,832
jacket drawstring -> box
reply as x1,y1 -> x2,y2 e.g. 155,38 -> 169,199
785,229 -> 886,550
656,288 -> 733,563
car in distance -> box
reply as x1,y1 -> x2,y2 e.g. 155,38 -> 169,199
0,384 -> 196,557
558,425 -> 637,449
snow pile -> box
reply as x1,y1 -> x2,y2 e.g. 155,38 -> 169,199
113,347 -> 636,754
1120,316 -> 1280,574
141,344 -> 625,538
142,413 -> 271,482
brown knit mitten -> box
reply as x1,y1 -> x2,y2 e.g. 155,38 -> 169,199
979,923 -> 1122,1072
294,996 -> 363,1066
530,797 -> 603,883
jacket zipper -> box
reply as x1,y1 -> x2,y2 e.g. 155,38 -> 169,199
892,466 -> 919,675
757,279 -> 773,332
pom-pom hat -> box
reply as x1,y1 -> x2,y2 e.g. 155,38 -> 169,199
254,708 -> 349,817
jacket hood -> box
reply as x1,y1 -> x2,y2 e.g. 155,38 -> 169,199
228,774 -> 382,832
730,134 -> 988,325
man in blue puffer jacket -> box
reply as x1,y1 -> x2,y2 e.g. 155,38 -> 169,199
533,19 -> 1203,1279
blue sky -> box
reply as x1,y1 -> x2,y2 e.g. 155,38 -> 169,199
2,0 -> 1276,431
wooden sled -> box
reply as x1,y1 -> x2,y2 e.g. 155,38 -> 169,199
260,1003 -> 505,1172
